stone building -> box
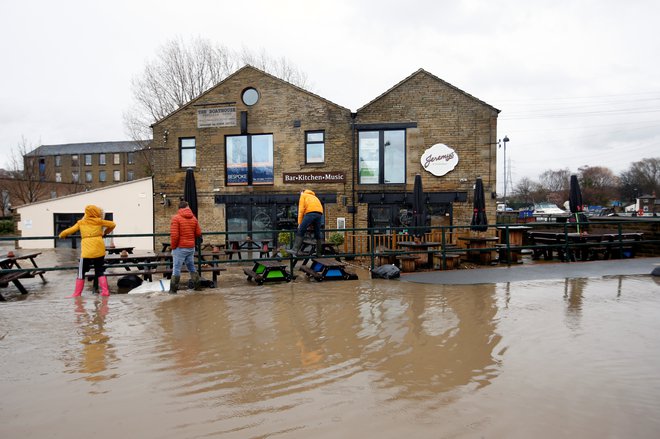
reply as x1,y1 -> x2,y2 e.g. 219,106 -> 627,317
24,141 -> 151,190
150,66 -> 500,245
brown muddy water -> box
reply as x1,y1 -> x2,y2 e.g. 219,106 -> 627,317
1,249 -> 660,438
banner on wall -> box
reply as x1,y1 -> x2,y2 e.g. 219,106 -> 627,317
197,107 -> 236,128
420,143 -> 459,176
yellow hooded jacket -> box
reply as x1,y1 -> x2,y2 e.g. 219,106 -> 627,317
59,205 -> 116,259
297,189 -> 323,224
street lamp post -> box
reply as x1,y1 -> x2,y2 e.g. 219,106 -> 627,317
500,135 -> 510,208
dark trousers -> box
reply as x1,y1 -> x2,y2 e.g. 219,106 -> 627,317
296,212 -> 323,240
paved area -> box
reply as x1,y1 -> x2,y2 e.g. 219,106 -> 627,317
401,257 -> 660,285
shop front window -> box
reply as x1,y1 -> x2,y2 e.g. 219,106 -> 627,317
226,134 -> 273,186
358,130 -> 405,184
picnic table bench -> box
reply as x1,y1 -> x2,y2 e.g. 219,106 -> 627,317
243,260 -> 293,285
0,252 -> 47,300
299,258 -> 358,281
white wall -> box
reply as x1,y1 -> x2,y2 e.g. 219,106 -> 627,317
16,178 -> 154,250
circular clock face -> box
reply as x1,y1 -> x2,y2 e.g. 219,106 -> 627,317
241,88 -> 259,106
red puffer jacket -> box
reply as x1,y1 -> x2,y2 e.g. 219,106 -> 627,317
170,207 -> 202,249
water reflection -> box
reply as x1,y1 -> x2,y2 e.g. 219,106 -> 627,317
564,278 -> 586,331
152,282 -> 502,410
64,297 -> 118,384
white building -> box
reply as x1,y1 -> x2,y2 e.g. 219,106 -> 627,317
15,177 -> 154,250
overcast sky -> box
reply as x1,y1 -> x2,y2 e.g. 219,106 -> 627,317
2,0 -> 659,194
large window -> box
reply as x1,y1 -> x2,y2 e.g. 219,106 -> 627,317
226,134 -> 273,186
305,131 -> 325,163
180,138 -> 196,168
113,153 -> 121,165
99,170 -> 106,182
55,155 -> 61,167
85,171 -> 93,182
99,154 -> 106,165
127,152 -> 135,164
358,130 -> 406,184
113,170 -> 121,182
84,154 -> 92,166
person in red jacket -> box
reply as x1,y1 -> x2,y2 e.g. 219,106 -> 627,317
169,200 -> 202,293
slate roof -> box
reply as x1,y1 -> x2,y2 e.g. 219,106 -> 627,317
25,140 -> 148,156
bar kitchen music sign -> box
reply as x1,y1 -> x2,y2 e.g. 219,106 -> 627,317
421,143 -> 459,176
283,172 -> 345,183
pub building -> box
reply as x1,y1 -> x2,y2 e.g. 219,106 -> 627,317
150,66 -> 500,248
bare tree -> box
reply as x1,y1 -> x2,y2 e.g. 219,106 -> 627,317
619,158 -> 660,201
578,166 -> 620,206
538,168 -> 571,205
0,137 -> 51,210
124,37 -> 310,141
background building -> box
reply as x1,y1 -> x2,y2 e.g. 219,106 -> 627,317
24,140 -> 151,190
15,177 -> 154,250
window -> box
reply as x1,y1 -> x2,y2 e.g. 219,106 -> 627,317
55,172 -> 62,182
180,138 -> 196,168
39,158 -> 46,182
127,170 -> 134,181
358,130 -> 406,184
55,156 -> 61,167
72,171 -> 79,183
113,170 -> 121,181
84,154 -> 92,166
127,152 -> 135,164
113,153 -> 120,165
241,87 -> 260,106
71,155 -> 79,168
99,170 -> 106,182
85,171 -> 93,182
99,154 -> 106,165
305,131 -> 325,163
226,134 -> 274,186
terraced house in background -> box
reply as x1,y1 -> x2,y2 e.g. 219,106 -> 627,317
150,65 -> 500,244
24,140 -> 151,190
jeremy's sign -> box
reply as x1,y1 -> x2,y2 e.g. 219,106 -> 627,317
283,172 -> 345,183
421,143 -> 459,176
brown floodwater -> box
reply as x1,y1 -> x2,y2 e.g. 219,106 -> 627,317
1,249 -> 660,438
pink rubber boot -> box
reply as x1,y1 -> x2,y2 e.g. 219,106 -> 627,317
98,276 -> 110,297
67,278 -> 85,298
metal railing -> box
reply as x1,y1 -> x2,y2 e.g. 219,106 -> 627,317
0,218 -> 657,277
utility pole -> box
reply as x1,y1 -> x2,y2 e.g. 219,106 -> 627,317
499,136 -> 510,207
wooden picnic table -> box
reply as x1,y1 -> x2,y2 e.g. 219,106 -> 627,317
106,246 -> 135,255
526,230 -> 644,262
396,241 -> 442,269
243,259 -> 293,285
225,238 -> 272,259
0,252 -> 47,299
299,258 -> 358,281
458,236 -> 499,265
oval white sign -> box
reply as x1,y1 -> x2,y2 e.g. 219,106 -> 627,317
421,143 -> 459,176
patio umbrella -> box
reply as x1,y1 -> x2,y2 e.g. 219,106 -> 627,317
183,168 -> 198,218
569,174 -> 584,233
183,168 -> 202,276
470,177 -> 488,232
411,174 -> 426,238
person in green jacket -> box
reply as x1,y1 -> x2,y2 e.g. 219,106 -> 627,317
59,205 -> 116,297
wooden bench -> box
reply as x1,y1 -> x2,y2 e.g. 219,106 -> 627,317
0,271 -> 31,297
395,255 -> 420,272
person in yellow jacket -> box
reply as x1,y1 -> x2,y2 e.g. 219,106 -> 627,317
291,189 -> 324,255
59,205 -> 116,297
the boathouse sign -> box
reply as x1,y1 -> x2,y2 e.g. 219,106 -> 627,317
421,143 -> 459,177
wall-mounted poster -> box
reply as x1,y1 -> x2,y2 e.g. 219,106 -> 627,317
420,143 -> 459,176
